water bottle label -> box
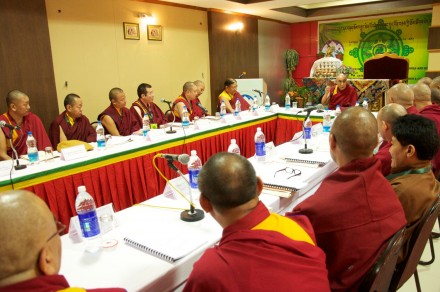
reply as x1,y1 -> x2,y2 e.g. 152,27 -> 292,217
97,139 -> 106,148
255,141 -> 266,157
28,151 -> 39,163
143,129 -> 149,137
304,127 -> 312,139
78,210 -> 100,238
265,104 -> 270,111
285,104 -> 290,110
182,120 -> 190,127
323,125 -> 331,133
189,169 -> 200,189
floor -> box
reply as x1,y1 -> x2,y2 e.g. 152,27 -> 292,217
399,223 -> 440,292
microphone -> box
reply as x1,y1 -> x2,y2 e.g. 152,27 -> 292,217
298,104 -> 324,113
196,102 -> 208,114
238,72 -> 246,79
0,121 -> 20,130
161,98 -> 172,105
252,89 -> 262,95
159,153 -> 190,165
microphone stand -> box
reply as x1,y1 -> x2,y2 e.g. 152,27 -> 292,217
166,160 -> 204,222
299,110 -> 314,154
4,131 -> 26,170
164,102 -> 176,134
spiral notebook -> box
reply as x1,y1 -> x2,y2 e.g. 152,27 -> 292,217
124,232 -> 208,263
283,151 -> 331,166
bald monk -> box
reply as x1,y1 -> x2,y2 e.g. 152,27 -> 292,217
321,73 -> 358,110
431,88 -> 440,105
375,104 -> 407,176
49,93 -> 96,148
0,90 -> 51,160
171,82 -> 199,122
184,153 -> 330,292
289,107 -> 406,291
418,77 -> 432,86
431,76 -> 440,90
387,83 -> 418,114
0,190 -> 125,291
98,88 -> 140,136
412,83 -> 432,111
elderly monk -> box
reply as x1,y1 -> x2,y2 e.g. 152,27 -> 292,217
171,82 -> 199,122
184,153 -> 330,292
387,83 -> 418,114
375,104 -> 407,176
193,80 -> 209,117
387,115 -> 440,261
431,76 -> 440,90
0,90 -> 51,160
0,190 -> 125,291
49,93 -> 96,148
290,107 -> 406,291
130,83 -> 167,128
321,73 -> 358,110
218,78 -> 250,113
98,88 -> 140,136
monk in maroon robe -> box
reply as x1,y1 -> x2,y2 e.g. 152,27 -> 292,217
218,78 -> 250,113
49,93 -> 96,148
193,80 -> 209,117
172,82 -> 199,122
98,88 -> 140,136
130,83 -> 168,128
0,90 -> 51,160
184,153 -> 330,292
0,190 -> 125,292
387,82 -> 418,114
290,107 -> 406,291
322,74 -> 358,110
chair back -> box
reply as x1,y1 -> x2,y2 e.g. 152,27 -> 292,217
363,52 -> 409,83
359,227 -> 406,292
390,195 -> 440,290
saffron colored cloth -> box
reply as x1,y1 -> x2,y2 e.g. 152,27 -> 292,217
0,274 -> 126,292
387,169 -> 440,261
290,156 -> 406,292
130,99 -> 168,128
98,105 -> 140,136
327,85 -> 358,110
172,95 -> 197,122
184,202 -> 330,292
406,105 -> 419,114
218,90 -> 250,113
49,111 -> 96,148
419,104 -> 440,176
0,112 -> 51,157
375,140 -> 392,177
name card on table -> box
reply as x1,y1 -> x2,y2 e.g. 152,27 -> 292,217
220,114 -> 236,124
270,104 -> 280,113
163,175 -> 191,200
61,145 -> 87,161
146,129 -> 168,142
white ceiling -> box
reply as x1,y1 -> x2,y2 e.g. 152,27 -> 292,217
156,0 -> 433,23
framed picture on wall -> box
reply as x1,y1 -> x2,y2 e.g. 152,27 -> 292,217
123,22 -> 140,40
147,25 -> 162,41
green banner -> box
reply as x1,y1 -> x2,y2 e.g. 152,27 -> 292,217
319,14 -> 432,83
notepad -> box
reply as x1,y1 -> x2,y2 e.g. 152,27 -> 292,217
283,151 -> 331,166
124,232 -> 208,263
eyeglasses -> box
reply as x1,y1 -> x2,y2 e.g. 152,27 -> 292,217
46,220 -> 66,243
274,167 -> 301,179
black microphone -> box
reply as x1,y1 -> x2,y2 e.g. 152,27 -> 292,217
161,98 -> 172,105
238,72 -> 246,79
298,104 -> 324,113
252,89 -> 262,95
0,121 -> 20,130
196,102 -> 208,113
159,153 -> 190,165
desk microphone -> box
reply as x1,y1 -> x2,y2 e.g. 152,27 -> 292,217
159,153 -> 190,165
298,104 -> 325,113
196,102 -> 208,114
161,98 -> 172,105
238,71 -> 246,79
0,121 -> 20,130
252,89 -> 263,95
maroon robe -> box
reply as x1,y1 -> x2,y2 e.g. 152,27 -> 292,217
418,104 -> 440,175
49,111 -> 96,148
290,156 -> 406,292
406,105 -> 419,114
0,112 -> 51,157
0,274 -> 125,292
98,105 -> 140,136
130,99 -> 168,128
217,91 -> 250,112
191,97 -> 208,118
327,85 -> 358,110
171,94 -> 197,122
375,140 -> 392,176
184,202 -> 330,292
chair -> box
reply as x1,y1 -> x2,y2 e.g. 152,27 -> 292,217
358,227 -> 406,292
389,196 -> 440,292
363,52 -> 409,85
419,215 -> 440,266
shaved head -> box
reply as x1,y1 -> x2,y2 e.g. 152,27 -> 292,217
418,77 -> 432,86
412,83 -> 431,103
6,90 -> 27,107
431,76 -> 440,89
377,103 -> 407,141
387,83 -> 414,107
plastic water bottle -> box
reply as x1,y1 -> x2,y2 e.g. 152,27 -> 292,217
182,106 -> 190,128
188,150 -> 202,189
285,94 -> 291,111
254,127 -> 266,162
323,110 -> 332,133
26,132 -> 39,163
234,98 -> 241,116
75,185 -> 101,251
220,101 -> 227,117
227,138 -> 241,155
265,95 -> 270,111
252,96 -> 258,112
304,117 -> 312,140
334,104 -> 341,118
362,98 -> 369,110
96,121 -> 106,149
142,114 -> 150,136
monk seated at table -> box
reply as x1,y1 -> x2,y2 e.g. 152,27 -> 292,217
218,78 -> 250,113
130,83 -> 168,128
0,90 -> 51,160
321,73 -> 358,110
49,93 -> 96,148
289,107 -> 406,291
184,153 -> 330,292
386,83 -> 418,114
171,82 -> 199,122
98,88 -> 140,136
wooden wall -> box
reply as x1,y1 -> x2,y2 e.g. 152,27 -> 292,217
208,11 -> 259,113
0,0 -> 58,130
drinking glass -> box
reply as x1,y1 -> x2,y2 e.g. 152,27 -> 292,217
45,146 -> 54,162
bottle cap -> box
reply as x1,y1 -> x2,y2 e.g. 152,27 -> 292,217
191,150 -> 197,155
231,139 -> 236,144
28,131 -> 32,135
78,185 -> 86,193
257,127 -> 261,131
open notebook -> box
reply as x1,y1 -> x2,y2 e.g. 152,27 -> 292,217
283,150 -> 331,166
